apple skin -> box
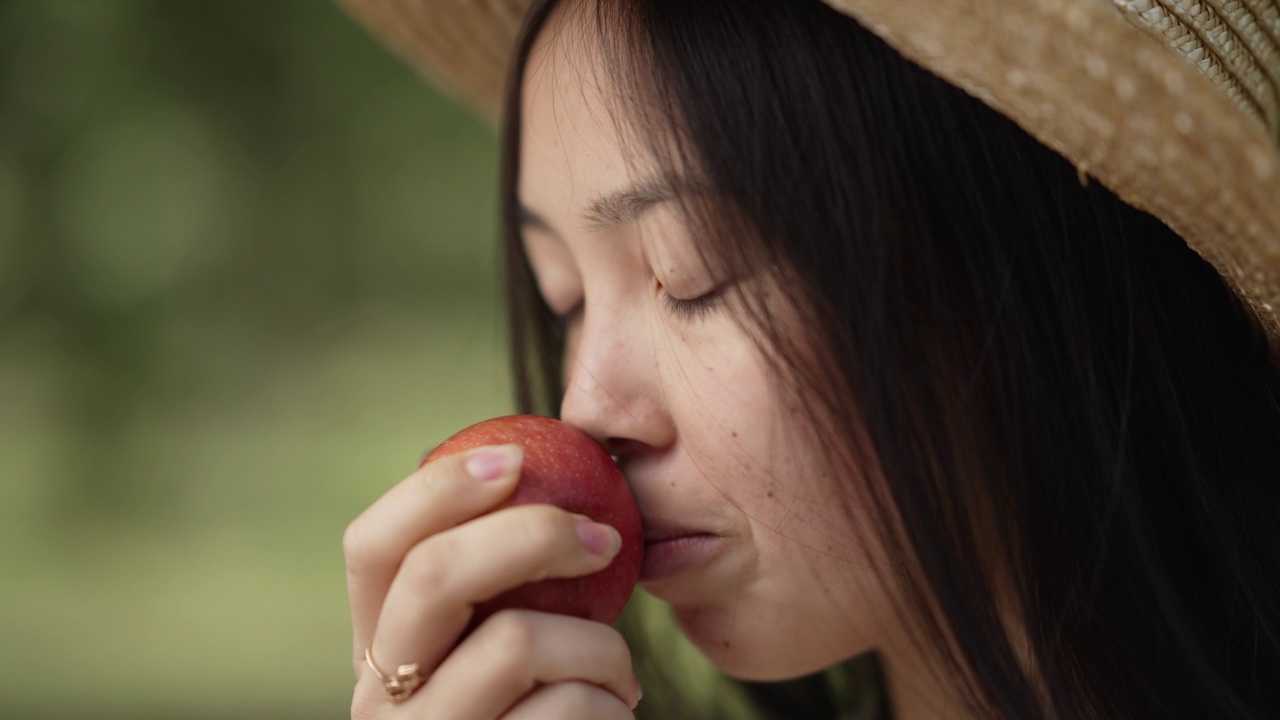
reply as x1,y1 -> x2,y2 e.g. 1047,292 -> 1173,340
422,415 -> 643,627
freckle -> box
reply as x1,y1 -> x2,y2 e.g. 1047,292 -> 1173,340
722,640 -> 731,648
669,481 -> 675,487
767,491 -> 774,498
730,431 -> 738,438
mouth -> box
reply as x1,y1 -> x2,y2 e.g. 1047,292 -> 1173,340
641,515 -> 710,543
639,519 -> 722,583
620,455 -> 725,583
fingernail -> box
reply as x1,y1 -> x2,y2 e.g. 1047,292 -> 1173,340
465,445 -> 522,481
633,674 -> 644,706
575,519 -> 621,557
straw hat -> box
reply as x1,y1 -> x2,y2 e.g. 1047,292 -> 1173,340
338,0 -> 1280,354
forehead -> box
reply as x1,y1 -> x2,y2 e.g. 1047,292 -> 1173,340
518,6 -> 644,211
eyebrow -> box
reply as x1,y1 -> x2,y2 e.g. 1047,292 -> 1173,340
518,176 -> 683,235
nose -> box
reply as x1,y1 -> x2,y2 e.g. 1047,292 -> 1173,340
559,308 -> 675,461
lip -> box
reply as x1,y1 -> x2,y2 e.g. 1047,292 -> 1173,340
640,531 -> 722,583
642,518 -> 707,544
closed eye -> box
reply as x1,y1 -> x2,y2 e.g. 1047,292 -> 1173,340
661,288 -> 722,322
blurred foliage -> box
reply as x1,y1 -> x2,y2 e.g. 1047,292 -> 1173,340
0,1 -> 510,717
0,0 -> 505,512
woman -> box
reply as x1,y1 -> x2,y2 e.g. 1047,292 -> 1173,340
339,0 -> 1280,717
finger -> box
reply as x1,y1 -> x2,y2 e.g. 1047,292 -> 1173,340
344,443 -> 523,676
351,666 -> 394,720
370,504 -> 623,681
501,681 -> 635,720
403,610 -> 638,719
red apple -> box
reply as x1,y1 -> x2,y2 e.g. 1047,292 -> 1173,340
422,415 -> 643,627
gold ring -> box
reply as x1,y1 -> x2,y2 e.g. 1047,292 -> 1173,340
365,641 -> 425,703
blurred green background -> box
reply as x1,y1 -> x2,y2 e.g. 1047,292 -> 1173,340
0,1 -> 514,717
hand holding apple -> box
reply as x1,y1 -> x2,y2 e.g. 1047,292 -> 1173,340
345,413 -> 644,716
422,414 -> 643,627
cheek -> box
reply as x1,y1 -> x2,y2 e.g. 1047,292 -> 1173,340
662,322 -> 862,559
660,325 -> 811,527
561,320 -> 581,390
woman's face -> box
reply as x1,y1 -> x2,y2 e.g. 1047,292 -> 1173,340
516,8 -> 894,681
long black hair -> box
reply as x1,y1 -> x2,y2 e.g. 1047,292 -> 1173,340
497,1 -> 1280,717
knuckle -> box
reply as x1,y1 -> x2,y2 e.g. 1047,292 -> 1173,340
553,681 -> 604,715
342,517 -> 375,574
485,610 -> 539,661
400,539 -> 452,593
519,505 -> 570,554
600,626 -> 632,664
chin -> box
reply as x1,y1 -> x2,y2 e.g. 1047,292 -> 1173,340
672,604 -> 860,682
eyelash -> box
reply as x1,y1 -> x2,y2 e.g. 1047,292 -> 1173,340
547,287 -> 723,323
661,288 -> 722,322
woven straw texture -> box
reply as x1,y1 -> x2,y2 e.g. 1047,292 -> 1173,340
338,0 -> 1280,352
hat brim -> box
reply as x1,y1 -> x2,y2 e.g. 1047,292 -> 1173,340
339,0 -> 1280,354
